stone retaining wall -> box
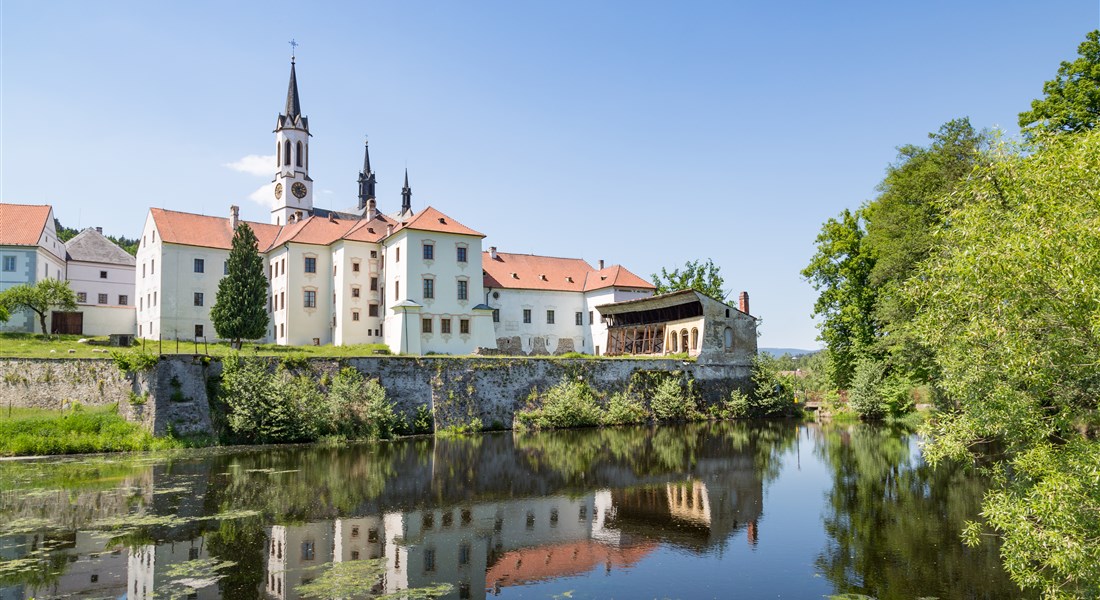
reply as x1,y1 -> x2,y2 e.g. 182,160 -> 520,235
0,356 -> 753,437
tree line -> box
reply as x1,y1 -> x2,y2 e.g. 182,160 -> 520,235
802,30 -> 1100,598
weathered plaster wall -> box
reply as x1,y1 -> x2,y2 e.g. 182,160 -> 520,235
0,355 -> 753,438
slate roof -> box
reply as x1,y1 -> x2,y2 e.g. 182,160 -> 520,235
482,251 -> 654,293
0,203 -> 52,246
65,228 -> 135,266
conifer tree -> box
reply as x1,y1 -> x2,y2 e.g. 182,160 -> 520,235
212,223 -> 269,348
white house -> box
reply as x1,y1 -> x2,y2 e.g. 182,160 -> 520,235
63,228 -> 137,335
0,203 -> 67,332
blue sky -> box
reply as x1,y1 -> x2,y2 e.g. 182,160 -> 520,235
3,1 -> 1097,349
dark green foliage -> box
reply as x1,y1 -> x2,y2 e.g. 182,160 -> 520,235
0,279 -> 78,334
325,368 -> 400,439
516,378 -> 604,430
0,404 -> 178,456
411,404 -> 434,434
602,390 -> 648,425
848,358 -> 886,420
211,224 -> 269,347
219,353 -> 324,444
648,376 -> 698,421
1019,30 -> 1100,138
650,258 -> 727,299
111,350 -> 159,373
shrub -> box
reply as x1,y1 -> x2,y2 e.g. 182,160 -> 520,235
649,376 -> 698,421
516,378 -> 603,430
220,353 -> 325,443
326,367 -> 400,439
603,390 -> 649,425
411,404 -> 434,434
111,350 -> 158,373
849,357 -> 887,420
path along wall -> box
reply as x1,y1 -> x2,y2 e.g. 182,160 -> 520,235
0,356 -> 753,437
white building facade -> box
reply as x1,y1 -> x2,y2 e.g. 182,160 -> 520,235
0,204 -> 67,333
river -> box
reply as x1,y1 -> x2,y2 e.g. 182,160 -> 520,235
0,421 -> 1028,599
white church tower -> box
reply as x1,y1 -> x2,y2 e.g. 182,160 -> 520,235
271,48 -> 313,225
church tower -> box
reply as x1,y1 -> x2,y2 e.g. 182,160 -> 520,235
271,52 -> 313,225
357,139 -> 378,218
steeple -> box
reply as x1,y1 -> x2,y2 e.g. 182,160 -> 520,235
285,60 -> 302,119
400,169 -> 413,215
357,139 -> 377,212
271,47 -> 313,225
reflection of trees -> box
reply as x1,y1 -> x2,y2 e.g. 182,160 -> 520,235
814,423 -> 1031,599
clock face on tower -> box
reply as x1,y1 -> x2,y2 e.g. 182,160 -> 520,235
274,183 -> 283,200
292,182 -> 308,199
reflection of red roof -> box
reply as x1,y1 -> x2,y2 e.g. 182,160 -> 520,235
0,203 -> 52,246
394,206 -> 484,238
150,208 -> 281,251
483,252 -> 654,293
485,541 -> 657,588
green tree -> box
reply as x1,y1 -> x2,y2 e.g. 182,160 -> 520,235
211,224 -> 269,348
650,258 -> 727,299
1019,30 -> 1100,138
0,279 -> 77,334
906,130 -> 1100,597
801,209 -> 876,388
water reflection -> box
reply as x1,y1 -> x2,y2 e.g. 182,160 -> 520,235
0,422 -> 1026,599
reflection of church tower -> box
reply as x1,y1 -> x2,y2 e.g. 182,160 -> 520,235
271,50 -> 313,225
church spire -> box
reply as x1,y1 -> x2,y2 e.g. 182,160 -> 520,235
400,169 -> 412,215
358,138 -> 377,211
285,60 -> 302,119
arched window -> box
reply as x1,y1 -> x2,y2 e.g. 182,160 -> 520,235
670,333 -> 678,353
724,328 -> 734,350
681,329 -> 689,354
296,141 -> 303,167
284,140 -> 291,165
277,143 -> 281,166
691,328 -> 699,350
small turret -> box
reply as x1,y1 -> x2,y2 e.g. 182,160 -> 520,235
400,169 -> 412,216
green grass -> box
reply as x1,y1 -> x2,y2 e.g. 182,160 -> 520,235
0,404 -> 187,456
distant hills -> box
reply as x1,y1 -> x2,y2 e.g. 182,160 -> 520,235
759,347 -> 819,357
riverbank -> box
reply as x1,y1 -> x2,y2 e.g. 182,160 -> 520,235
0,405 -> 188,456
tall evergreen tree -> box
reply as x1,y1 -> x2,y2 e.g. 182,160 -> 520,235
212,224 -> 269,348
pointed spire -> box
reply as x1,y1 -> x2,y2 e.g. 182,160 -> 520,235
362,138 -> 372,174
401,168 -> 412,214
285,60 -> 302,119
357,139 -> 377,210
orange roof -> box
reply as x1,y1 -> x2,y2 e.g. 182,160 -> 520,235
482,251 -> 654,293
483,251 -> 594,292
267,215 -> 359,248
394,206 -> 484,238
0,203 -> 52,246
583,264 -> 655,292
486,540 -> 657,589
342,214 -> 395,243
150,208 -> 281,251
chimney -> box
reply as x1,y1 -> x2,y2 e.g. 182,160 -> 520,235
489,246 -> 498,260
598,259 -> 605,270
328,213 -> 336,223
229,205 -> 239,230
95,227 -> 103,234
386,224 -> 395,236
367,199 -> 377,220
738,291 -> 750,315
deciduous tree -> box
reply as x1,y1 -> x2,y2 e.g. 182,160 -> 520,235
0,279 -> 77,334
1019,30 -> 1100,138
650,258 -> 727,299
211,224 -> 269,348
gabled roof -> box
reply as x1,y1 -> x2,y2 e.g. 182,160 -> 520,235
0,203 -> 52,246
65,228 -> 135,266
482,251 -> 595,292
394,206 -> 484,238
583,264 -> 655,292
267,215 -> 358,248
342,214 -> 394,243
150,208 -> 281,251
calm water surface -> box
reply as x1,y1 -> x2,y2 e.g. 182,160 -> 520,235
0,422 -> 1029,599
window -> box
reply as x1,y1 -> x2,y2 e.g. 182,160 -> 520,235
193,258 -> 204,273
350,551 -> 360,560
422,317 -> 433,334
194,292 -> 204,306
151,259 -> 155,274
352,261 -> 360,272
396,247 -> 400,262
224,261 -> 229,275
280,323 -> 285,337
301,541 -> 315,561
456,246 -> 467,263
576,312 -> 583,325
195,324 -> 204,338
424,549 -> 436,572
369,303 -> 379,317
589,311 -> 593,324
547,310 -> 555,324
368,528 -> 379,543
460,319 -> 470,334
304,290 -> 316,308
457,280 -> 468,300
119,295 -> 128,306
493,309 -> 500,322
304,257 -> 316,273
296,141 -> 303,167
284,140 -> 291,165
423,243 -> 434,260
441,318 -> 451,334
523,309 -> 531,324
154,291 -> 157,305
691,328 -> 699,350
99,270 -> 107,279
98,293 -> 108,304
459,543 -> 471,566
352,311 -> 360,322
395,281 -> 400,300
143,264 -> 146,278
352,287 -> 361,298
188,547 -> 200,561
370,250 -> 378,258
423,278 -> 434,299
370,277 -> 378,291
280,292 -> 285,309
77,292 -> 87,303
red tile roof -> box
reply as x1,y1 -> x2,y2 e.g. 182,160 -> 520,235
342,214 -> 395,243
267,215 -> 358,248
394,206 -> 484,238
486,541 -> 657,588
0,203 -> 52,246
482,251 -> 654,293
150,208 -> 281,251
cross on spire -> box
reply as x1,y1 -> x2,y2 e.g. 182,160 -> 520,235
289,39 -> 298,62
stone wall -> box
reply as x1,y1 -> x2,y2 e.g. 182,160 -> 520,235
0,355 -> 753,438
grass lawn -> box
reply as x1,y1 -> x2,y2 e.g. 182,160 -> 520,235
0,404 -> 187,457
